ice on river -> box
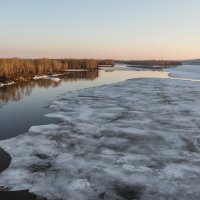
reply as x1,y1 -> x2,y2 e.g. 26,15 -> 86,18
167,64 -> 200,80
1,77 -> 200,199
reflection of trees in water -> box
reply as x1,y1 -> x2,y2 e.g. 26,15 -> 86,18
0,71 -> 99,107
65,70 -> 99,81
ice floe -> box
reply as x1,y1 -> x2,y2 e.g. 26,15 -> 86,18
1,75 -> 200,199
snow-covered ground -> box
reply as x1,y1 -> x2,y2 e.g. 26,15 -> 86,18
33,75 -> 61,82
0,65 -> 200,199
0,76 -> 61,88
0,81 -> 15,87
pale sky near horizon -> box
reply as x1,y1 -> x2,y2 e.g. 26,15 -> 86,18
0,0 -> 200,60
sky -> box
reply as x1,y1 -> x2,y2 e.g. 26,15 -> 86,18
0,0 -> 200,60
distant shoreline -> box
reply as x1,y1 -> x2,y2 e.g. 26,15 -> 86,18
117,60 -> 182,68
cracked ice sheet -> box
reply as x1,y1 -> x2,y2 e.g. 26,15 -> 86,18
1,78 -> 200,200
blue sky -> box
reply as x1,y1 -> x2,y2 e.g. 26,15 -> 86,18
0,0 -> 200,59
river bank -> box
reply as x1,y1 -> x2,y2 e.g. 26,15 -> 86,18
0,58 -> 114,86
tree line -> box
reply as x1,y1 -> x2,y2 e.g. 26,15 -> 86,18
117,60 -> 182,67
0,58 -> 114,82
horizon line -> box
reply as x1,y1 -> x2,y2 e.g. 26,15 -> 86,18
0,57 -> 199,61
